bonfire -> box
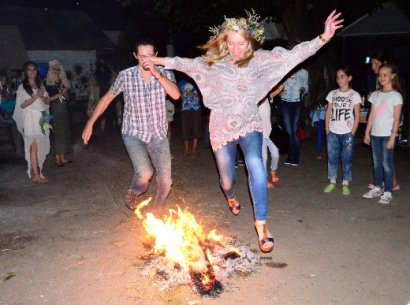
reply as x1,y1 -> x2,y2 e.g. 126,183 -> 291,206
134,198 -> 260,296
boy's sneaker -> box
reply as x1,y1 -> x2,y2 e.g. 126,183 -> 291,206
324,183 -> 336,193
363,188 -> 382,199
342,185 -> 351,196
378,192 -> 392,204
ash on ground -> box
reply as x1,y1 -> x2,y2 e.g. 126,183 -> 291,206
138,237 -> 260,293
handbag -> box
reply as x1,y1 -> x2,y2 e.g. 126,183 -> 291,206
296,127 -> 306,141
270,122 -> 289,155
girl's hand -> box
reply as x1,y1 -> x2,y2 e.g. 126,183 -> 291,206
138,56 -> 161,76
321,10 -> 344,41
363,134 -> 371,145
386,137 -> 395,150
138,55 -> 157,66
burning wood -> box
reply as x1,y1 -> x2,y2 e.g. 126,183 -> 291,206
135,198 -> 260,296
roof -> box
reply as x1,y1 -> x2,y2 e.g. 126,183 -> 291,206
338,2 -> 410,37
0,7 -> 113,50
0,25 -> 29,71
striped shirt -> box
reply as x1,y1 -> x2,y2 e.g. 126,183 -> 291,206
111,65 -> 176,142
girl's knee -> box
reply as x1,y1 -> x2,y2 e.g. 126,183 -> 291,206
220,178 -> 233,192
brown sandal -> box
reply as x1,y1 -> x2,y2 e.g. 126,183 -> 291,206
255,221 -> 274,253
227,198 -> 241,216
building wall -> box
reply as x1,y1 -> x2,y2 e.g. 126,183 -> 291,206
27,50 -> 96,100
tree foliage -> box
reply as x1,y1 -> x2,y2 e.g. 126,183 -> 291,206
117,0 -> 409,40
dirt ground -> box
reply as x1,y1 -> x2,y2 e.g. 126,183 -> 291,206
0,117 -> 409,305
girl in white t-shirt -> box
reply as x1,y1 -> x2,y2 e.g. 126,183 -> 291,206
363,63 -> 403,204
323,66 -> 361,195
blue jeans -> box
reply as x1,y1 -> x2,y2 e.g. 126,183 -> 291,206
281,101 -> 303,163
327,131 -> 354,183
122,134 -> 172,205
371,136 -> 394,192
214,131 -> 267,221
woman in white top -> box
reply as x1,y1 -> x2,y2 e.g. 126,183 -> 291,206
13,61 -> 51,183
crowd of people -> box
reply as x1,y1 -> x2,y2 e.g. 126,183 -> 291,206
3,8 -> 406,253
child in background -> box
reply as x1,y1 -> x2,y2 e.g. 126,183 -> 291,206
179,78 -> 202,158
259,85 -> 283,188
367,51 -> 400,191
323,66 -> 361,195
363,63 -> 403,204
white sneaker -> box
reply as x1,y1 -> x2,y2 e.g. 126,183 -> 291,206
378,192 -> 393,204
363,188 -> 382,199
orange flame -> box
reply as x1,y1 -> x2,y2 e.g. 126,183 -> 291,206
134,198 -> 226,276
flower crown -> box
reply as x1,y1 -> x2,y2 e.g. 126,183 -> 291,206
209,9 -> 265,44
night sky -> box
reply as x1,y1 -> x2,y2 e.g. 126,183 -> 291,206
4,0 -> 116,9
4,0 -> 125,29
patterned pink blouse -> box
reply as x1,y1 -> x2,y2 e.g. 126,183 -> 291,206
165,37 -> 323,151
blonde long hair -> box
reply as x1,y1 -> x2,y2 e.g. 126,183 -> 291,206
199,30 -> 261,68
45,61 -> 70,88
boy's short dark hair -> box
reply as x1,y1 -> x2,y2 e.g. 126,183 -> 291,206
135,39 -> 157,53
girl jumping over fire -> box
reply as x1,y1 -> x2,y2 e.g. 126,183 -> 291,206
142,10 -> 343,253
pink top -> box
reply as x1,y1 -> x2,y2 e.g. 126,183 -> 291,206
165,37 -> 323,151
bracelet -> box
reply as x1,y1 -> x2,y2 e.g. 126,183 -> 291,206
155,72 -> 164,80
391,130 -> 398,134
319,34 -> 327,43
